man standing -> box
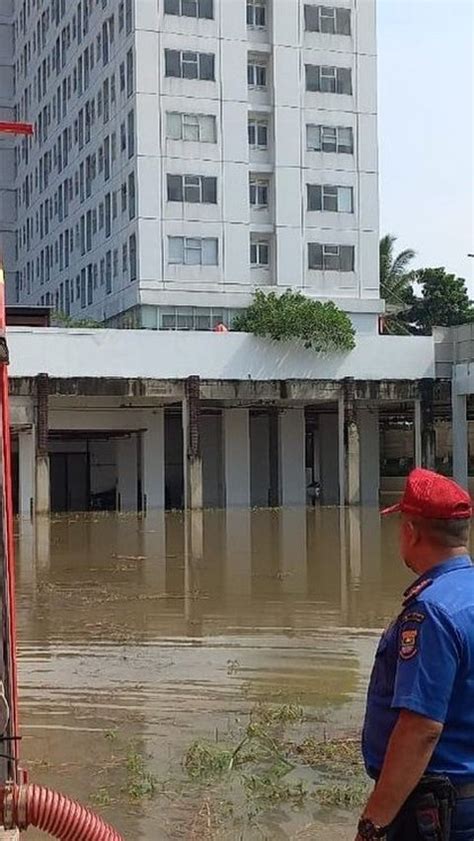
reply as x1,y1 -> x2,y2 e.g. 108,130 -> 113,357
356,468 -> 474,841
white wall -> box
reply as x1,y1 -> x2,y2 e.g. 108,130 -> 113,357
7,328 -> 436,382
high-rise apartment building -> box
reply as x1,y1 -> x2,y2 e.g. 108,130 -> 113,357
4,0 -> 379,331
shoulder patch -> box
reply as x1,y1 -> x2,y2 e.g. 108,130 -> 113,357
400,628 -> 419,660
401,611 -> 425,624
402,578 -> 433,607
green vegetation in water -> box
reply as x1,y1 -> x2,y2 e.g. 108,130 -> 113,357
125,746 -> 158,801
91,787 -> 113,808
182,704 -> 369,816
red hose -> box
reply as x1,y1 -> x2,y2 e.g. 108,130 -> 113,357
1,784 -> 125,840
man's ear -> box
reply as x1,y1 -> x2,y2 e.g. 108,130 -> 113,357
406,518 -> 420,545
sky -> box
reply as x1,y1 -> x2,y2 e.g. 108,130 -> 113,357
377,0 -> 474,288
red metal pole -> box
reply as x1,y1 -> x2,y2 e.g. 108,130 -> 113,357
0,121 -> 34,780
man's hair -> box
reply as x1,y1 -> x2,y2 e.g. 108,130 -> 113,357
415,516 -> 471,548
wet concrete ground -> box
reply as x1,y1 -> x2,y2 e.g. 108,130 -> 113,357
14,508 -> 412,839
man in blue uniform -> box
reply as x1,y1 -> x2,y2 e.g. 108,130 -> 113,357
356,468 -> 474,841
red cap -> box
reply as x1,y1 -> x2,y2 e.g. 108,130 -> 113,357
382,468 -> 472,520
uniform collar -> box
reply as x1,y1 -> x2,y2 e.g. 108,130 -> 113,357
404,554 -> 472,598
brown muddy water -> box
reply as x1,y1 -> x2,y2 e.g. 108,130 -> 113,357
14,508 -> 412,840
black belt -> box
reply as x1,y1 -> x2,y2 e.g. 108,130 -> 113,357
369,770 -> 474,801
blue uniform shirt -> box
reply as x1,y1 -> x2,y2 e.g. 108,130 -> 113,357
362,555 -> 474,784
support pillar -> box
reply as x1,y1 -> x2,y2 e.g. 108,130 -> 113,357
182,376 -> 203,510
452,392 -> 468,489
117,435 -> 138,512
345,382 -> 360,505
279,408 -> 306,506
420,380 -> 436,470
414,399 -> 422,468
35,374 -> 50,515
18,428 -> 35,518
359,407 -> 380,505
223,409 -> 250,508
141,410 -> 165,511
338,393 -> 345,506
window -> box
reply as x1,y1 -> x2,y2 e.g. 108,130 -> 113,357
166,112 -> 216,142
129,234 -> 137,281
249,177 -> 269,208
168,236 -> 218,265
306,124 -> 353,154
128,172 -> 136,219
247,0 -> 266,28
307,184 -> 353,212
250,239 -> 269,267
305,64 -> 352,94
127,110 -> 135,157
165,49 -> 215,81
248,118 -> 268,149
126,49 -> 134,96
167,174 -> 217,203
308,243 -> 354,271
304,5 -> 351,35
248,61 -> 267,87
164,0 -> 213,19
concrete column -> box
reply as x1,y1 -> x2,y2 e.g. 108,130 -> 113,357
420,381 -> 436,470
18,428 -> 35,517
319,412 -> 339,505
223,409 -> 250,508
359,407 -> 380,505
338,394 -> 345,506
414,399 -> 422,468
117,435 -> 138,512
35,374 -> 50,515
141,410 -> 165,511
182,376 -> 203,510
346,415 -> 360,506
279,408 -> 306,506
452,392 -> 468,488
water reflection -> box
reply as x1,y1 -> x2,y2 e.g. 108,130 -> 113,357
15,508 -> 411,840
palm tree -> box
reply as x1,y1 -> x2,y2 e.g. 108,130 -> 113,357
380,234 -> 416,334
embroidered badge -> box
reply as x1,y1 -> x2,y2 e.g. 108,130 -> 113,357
401,611 -> 425,624
402,578 -> 433,607
400,628 -> 418,660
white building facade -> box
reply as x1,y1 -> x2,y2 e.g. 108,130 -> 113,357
7,0 -> 380,332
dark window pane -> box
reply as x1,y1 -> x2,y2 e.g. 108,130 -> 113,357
257,123 -> 268,145
308,243 -> 323,269
320,67 -> 336,93
199,0 -> 214,18
305,64 -> 320,92
184,176 -> 201,202
202,176 -> 217,203
340,246 -> 354,271
336,7 -> 351,35
304,4 -> 320,31
336,67 -> 352,95
248,122 -> 256,145
182,53 -> 198,79
164,0 -> 180,13
338,127 -> 353,153
199,53 -> 215,80
165,49 -> 181,77
307,185 -> 322,211
182,0 -> 198,16
320,7 -> 336,34
323,187 -> 338,212
167,174 -> 183,201
246,4 -> 253,25
255,5 -> 266,26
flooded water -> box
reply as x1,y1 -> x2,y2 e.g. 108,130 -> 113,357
15,508 -> 412,840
